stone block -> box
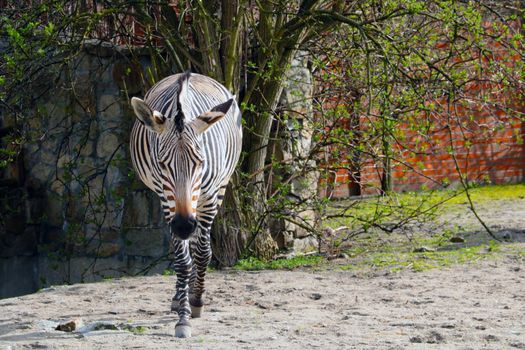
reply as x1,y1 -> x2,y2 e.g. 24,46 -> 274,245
38,255 -> 128,286
101,204 -> 124,230
72,74 -> 96,115
0,227 -> 37,257
28,162 -> 53,188
273,230 -> 294,250
125,255 -> 170,276
98,94 -> 121,114
86,241 -> 121,258
42,133 -> 65,154
105,165 -> 123,188
42,193 -> 64,227
40,149 -> 58,166
125,227 -> 168,257
37,227 -> 66,255
77,140 -> 94,158
112,61 -> 143,94
123,190 -> 159,228
26,197 -> 43,224
100,228 -> 120,241
74,53 -> 93,74
96,131 -> 121,159
291,170 -> 319,198
76,157 -> 98,179
0,256 -> 39,298
293,236 -> 318,254
0,187 -> 27,228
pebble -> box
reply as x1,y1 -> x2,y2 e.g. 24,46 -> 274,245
55,318 -> 83,332
310,293 -> 322,300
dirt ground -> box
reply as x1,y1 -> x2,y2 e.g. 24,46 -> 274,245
0,200 -> 524,350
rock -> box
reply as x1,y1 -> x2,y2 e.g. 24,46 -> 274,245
55,318 -> 83,332
292,210 -> 317,239
426,331 -> 445,344
309,293 -> 322,300
440,324 -> 455,329
484,334 -> 498,341
500,231 -> 513,241
293,236 -> 318,254
449,236 -> 465,243
36,320 -> 60,331
410,336 -> 423,343
255,301 -> 270,309
413,246 -> 435,252
338,252 -> 350,259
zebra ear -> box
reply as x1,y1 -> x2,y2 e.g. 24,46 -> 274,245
131,97 -> 166,133
190,98 -> 234,134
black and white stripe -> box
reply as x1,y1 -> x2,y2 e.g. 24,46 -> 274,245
129,72 -> 242,338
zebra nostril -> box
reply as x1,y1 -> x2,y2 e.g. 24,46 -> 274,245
188,216 -> 197,231
170,214 -> 197,240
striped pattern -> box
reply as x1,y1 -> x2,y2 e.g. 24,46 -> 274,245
129,72 -> 242,336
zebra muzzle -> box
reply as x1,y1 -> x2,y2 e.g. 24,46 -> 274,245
170,214 -> 198,240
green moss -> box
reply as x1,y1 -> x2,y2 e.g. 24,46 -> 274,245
234,255 -> 326,271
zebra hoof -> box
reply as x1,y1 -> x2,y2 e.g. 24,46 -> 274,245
189,295 -> 203,318
175,322 -> 192,338
191,305 -> 202,318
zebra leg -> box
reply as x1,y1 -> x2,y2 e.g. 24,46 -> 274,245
170,238 -> 193,338
189,227 -> 212,318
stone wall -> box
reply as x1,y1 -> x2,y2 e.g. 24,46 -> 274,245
0,42 -> 171,298
270,51 -> 319,254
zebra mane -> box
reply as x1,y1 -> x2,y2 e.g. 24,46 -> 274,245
175,71 -> 192,133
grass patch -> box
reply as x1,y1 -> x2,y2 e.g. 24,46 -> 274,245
339,241 -> 501,273
325,183 -> 525,229
122,324 -> 147,334
234,255 -> 326,271
163,185 -> 521,275
161,269 -> 177,276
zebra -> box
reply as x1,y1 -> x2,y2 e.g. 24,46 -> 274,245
129,72 -> 242,338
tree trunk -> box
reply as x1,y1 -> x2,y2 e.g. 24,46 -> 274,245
210,176 -> 247,267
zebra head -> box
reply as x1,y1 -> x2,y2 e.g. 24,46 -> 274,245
130,74 -> 234,240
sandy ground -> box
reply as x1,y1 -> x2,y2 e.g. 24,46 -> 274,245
0,249 -> 523,350
0,199 -> 524,350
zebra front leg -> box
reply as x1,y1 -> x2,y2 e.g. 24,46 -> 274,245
171,239 -> 193,338
189,228 -> 212,318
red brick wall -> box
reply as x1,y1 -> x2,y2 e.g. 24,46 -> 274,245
357,109 -> 525,195
322,98 -> 525,198
321,19 -> 525,198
